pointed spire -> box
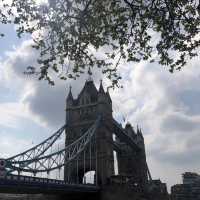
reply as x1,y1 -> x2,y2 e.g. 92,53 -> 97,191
99,79 -> 105,94
137,124 -> 139,134
86,67 -> 93,82
125,122 -> 132,132
67,85 -> 73,101
136,125 -> 143,138
139,128 -> 144,140
139,128 -> 143,138
106,90 -> 112,103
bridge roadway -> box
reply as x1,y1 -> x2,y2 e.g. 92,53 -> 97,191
0,174 -> 100,195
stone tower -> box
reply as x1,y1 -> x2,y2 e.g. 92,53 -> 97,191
64,79 -> 114,185
116,123 -> 148,187
64,79 -> 149,188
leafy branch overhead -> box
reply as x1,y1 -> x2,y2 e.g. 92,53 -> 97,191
0,0 -> 200,87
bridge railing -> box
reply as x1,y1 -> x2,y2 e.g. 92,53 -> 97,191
0,173 -> 98,187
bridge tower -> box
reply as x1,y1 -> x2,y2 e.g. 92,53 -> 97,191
64,79 -> 114,185
64,79 -> 149,189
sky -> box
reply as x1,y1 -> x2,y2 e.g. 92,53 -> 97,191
0,11 -> 200,191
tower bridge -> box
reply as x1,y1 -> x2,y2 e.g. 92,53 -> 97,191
0,80 -> 168,200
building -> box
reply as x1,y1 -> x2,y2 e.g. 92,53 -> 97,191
183,172 -> 200,185
171,172 -> 200,200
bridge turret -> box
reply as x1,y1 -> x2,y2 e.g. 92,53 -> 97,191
106,90 -> 112,105
66,86 -> 74,107
78,79 -> 98,106
125,122 -> 136,139
99,80 -> 105,94
97,80 -> 112,118
66,86 -> 74,124
136,126 -> 145,149
98,80 -> 107,103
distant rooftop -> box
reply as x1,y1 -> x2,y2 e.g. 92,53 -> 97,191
182,172 -> 200,185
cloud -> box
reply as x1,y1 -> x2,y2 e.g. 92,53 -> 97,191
161,113 -> 200,134
180,89 -> 200,116
1,35 -> 200,191
109,55 -> 200,189
0,102 -> 28,128
2,39 -> 104,128
0,133 -> 33,158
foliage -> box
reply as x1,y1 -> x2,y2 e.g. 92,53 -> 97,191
0,0 -> 200,87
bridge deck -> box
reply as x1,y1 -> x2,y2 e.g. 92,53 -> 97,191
0,175 -> 99,195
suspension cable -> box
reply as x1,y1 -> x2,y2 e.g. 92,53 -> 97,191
67,163 -> 70,183
95,132 -> 98,186
89,139 -> 92,172
7,124 -> 67,161
77,156 -> 79,184
59,168 -> 61,180
6,116 -> 101,175
83,150 -> 86,184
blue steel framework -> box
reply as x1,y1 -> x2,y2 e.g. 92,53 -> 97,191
0,114 -> 152,191
1,117 -> 101,176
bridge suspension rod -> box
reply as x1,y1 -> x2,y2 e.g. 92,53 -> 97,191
7,124 -> 67,164
6,117 -> 101,174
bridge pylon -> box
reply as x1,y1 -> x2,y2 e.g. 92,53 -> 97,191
64,80 -> 114,185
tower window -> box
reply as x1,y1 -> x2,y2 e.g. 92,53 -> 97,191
86,98 -> 89,104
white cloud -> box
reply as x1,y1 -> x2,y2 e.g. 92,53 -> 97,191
1,34 -> 200,191
1,38 -> 105,128
109,55 -> 200,189
0,133 -> 33,158
0,102 -> 29,128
